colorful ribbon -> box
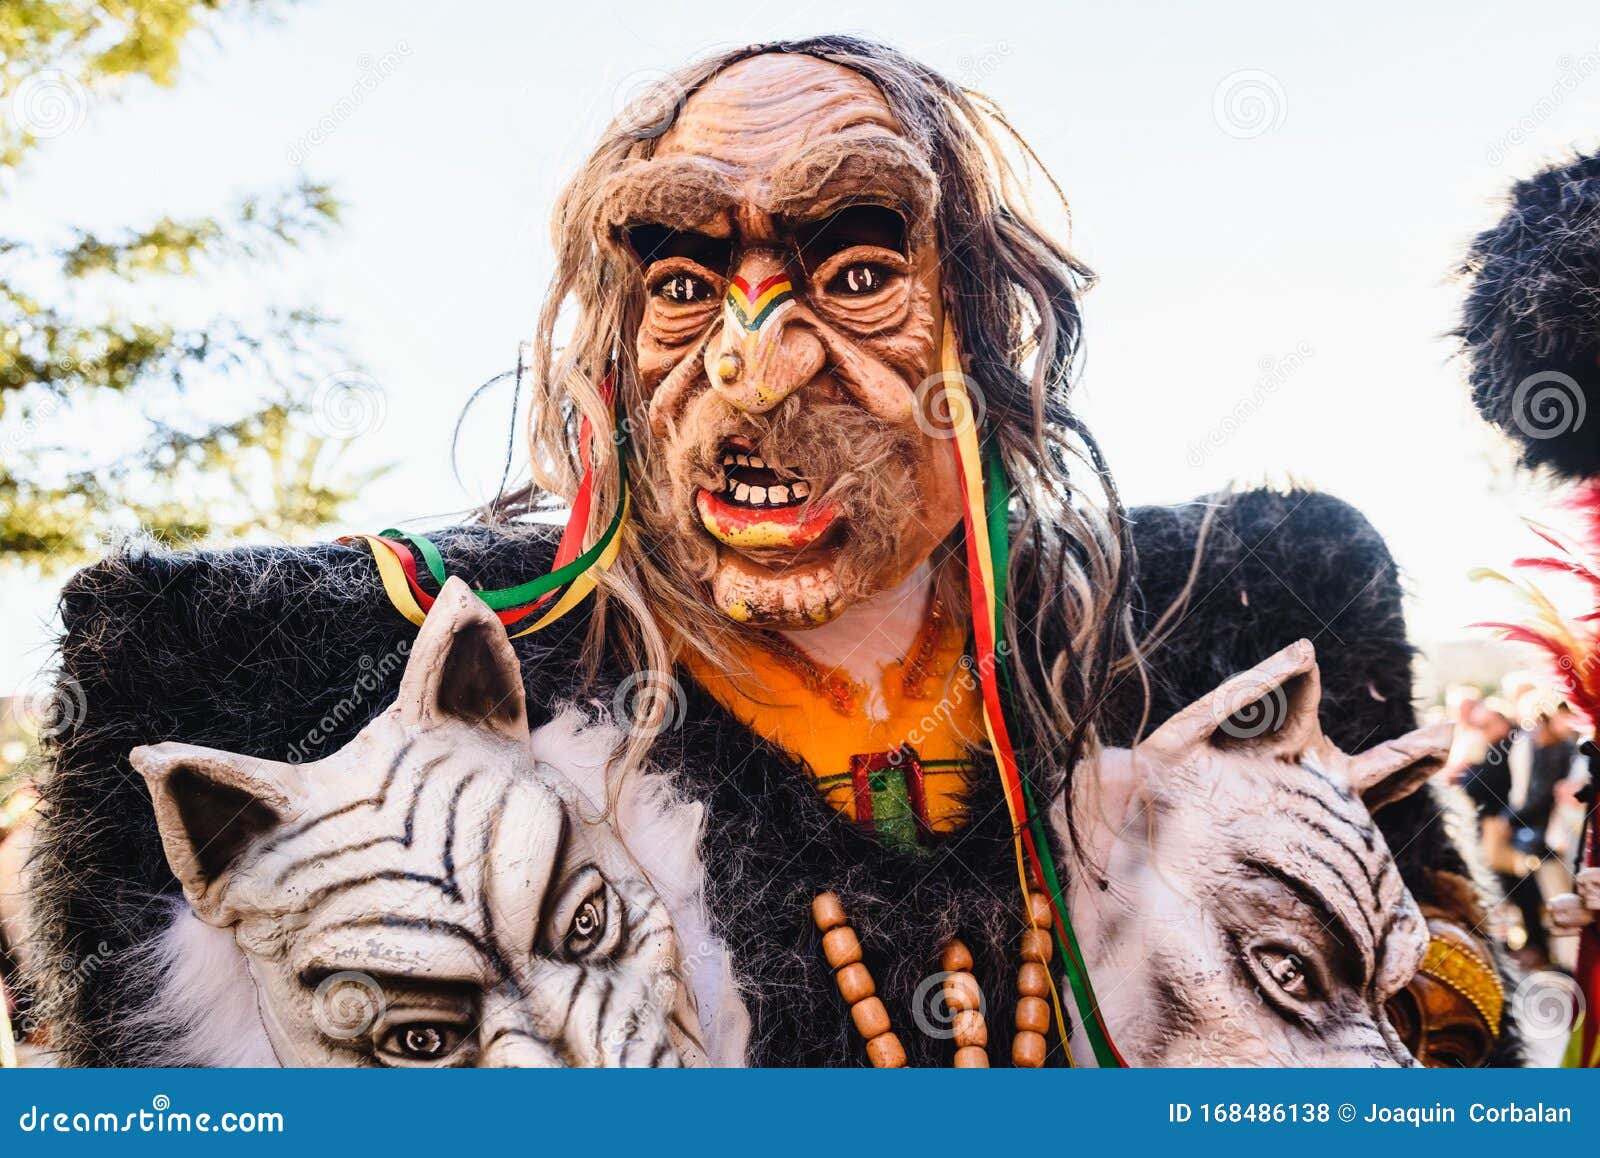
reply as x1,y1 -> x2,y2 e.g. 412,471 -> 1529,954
942,320 -> 1125,1068
355,375 -> 628,638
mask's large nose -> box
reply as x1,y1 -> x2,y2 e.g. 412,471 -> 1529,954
705,249 -> 824,414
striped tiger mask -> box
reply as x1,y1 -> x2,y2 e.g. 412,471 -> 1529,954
1060,639 -> 1452,1067
131,577 -> 707,1068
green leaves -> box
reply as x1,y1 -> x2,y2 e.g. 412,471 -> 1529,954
1,1 -> 373,573
60,182 -> 341,278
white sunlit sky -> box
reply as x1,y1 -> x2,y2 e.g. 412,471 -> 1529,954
5,0 -> 1600,694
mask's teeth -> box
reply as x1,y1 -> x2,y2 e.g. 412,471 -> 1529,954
713,460 -> 811,507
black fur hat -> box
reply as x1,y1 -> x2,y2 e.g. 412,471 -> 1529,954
1457,150 -> 1600,478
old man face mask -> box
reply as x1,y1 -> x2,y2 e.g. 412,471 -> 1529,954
608,53 -> 964,628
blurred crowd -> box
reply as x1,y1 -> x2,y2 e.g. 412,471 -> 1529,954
1442,677 -> 1595,974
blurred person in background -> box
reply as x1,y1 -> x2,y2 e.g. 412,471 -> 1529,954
1489,692 -> 1588,968
1452,695 -> 1516,820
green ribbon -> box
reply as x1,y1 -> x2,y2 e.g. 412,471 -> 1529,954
984,443 -> 1123,1068
381,430 -> 629,612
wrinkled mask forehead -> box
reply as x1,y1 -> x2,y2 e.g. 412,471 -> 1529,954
632,55 -> 937,241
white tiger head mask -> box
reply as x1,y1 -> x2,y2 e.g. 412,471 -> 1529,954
1062,639 -> 1452,1067
132,577 -> 708,1068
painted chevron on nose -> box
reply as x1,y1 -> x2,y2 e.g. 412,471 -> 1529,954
725,274 -> 794,331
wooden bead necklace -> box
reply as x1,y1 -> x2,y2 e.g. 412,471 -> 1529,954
811,892 -> 907,1067
812,888 -> 1065,1068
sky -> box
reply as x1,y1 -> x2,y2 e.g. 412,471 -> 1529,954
5,0 -> 1600,693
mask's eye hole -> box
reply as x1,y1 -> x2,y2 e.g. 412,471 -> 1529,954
829,262 -> 886,295
544,865 -> 624,961
566,888 -> 607,955
1253,945 -> 1318,1001
380,1022 -> 462,1063
654,272 -> 714,303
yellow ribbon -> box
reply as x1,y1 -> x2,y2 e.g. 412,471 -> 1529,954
358,490 -> 628,639
941,320 -> 1076,1065
507,493 -> 629,639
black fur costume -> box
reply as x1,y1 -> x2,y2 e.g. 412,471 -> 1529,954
28,488 -> 1518,1066
1458,149 -> 1600,478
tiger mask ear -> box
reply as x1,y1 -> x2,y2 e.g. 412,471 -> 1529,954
1349,723 -> 1453,810
396,575 -> 528,743
1144,639 -> 1324,759
131,742 -> 306,926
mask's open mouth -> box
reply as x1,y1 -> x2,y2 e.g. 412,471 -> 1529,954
695,441 -> 836,551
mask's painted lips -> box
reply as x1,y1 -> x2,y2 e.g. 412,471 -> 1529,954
696,485 -> 836,550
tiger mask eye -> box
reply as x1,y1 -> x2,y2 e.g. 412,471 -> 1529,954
546,864 -> 622,961
378,1021 -> 466,1065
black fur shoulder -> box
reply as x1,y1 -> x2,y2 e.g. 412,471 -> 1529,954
1110,487 -> 1414,750
1457,149 -> 1600,478
28,524 -> 578,1066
